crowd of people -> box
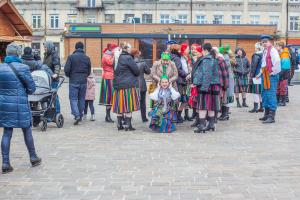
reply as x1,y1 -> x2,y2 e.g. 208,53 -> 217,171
0,34 -> 298,174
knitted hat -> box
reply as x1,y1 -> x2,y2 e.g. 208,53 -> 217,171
161,52 -> 171,60
6,42 -> 22,56
23,47 -> 32,56
180,43 -> 188,56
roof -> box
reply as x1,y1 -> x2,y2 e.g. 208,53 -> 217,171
0,0 -> 32,36
0,35 -> 31,42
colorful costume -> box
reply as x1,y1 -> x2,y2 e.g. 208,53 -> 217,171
277,47 -> 291,106
149,86 -> 180,133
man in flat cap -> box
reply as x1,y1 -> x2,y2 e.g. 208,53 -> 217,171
259,35 -> 281,124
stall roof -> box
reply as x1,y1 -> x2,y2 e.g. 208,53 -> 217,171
0,0 -> 32,36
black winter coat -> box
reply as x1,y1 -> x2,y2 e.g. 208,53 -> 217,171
113,51 -> 140,89
64,49 -> 91,84
171,53 -> 187,85
136,58 -> 151,92
233,56 -> 250,76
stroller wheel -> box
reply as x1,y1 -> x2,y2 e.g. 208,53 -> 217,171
40,119 -> 47,132
55,114 -> 64,128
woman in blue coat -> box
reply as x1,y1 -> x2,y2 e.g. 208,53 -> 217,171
0,43 -> 42,174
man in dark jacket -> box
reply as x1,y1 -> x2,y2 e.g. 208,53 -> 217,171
43,41 -> 61,114
0,43 -> 41,174
64,42 -> 92,125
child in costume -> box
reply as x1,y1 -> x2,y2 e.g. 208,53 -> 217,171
149,74 -> 180,133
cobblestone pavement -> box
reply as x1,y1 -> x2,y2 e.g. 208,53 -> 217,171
0,84 -> 300,200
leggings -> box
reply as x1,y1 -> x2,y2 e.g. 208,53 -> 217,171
84,100 -> 95,115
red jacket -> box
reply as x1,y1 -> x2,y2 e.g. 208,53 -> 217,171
102,51 -> 114,80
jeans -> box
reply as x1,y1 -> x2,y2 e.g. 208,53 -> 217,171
1,127 -> 37,165
140,91 -> 147,120
51,81 -> 61,114
84,100 -> 95,115
262,75 -> 279,111
69,83 -> 87,119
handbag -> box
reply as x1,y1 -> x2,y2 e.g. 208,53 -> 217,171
148,82 -> 157,94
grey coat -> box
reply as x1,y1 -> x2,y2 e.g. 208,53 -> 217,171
135,58 -> 151,92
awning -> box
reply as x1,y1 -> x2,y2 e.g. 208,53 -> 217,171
0,36 -> 31,42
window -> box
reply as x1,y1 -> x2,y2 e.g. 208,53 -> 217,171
178,15 -> 188,24
31,43 -> 41,58
53,42 -> 60,56
289,0 -> 300,2
124,14 -> 134,23
290,16 -> 299,31
87,0 -> 95,7
86,16 -> 96,23
105,14 -> 115,23
142,14 -> 152,24
269,16 -> 279,27
32,15 -> 41,29
196,15 -> 206,24
67,14 -> 77,23
250,15 -> 260,24
50,15 -> 59,29
213,15 -> 223,24
160,14 -> 170,24
232,15 -> 241,24
139,39 -> 153,66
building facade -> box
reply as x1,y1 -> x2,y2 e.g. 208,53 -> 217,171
11,0 -> 300,63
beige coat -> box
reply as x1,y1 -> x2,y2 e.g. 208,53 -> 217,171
150,60 -> 178,87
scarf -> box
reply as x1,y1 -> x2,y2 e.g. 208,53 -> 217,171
4,56 -> 22,63
262,47 -> 273,90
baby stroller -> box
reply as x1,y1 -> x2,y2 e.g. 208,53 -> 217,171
29,70 -> 65,132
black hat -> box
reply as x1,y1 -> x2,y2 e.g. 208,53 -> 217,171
260,35 -> 273,41
166,40 -> 178,45
23,47 -> 33,55
75,42 -> 84,50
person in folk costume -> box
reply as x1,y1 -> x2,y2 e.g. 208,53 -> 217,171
218,45 -> 235,120
131,48 -> 151,122
149,73 -> 181,133
248,42 -> 264,113
275,42 -> 291,107
192,43 -> 221,133
233,47 -> 251,108
189,44 -> 204,128
212,47 -> 230,121
169,44 -> 188,123
99,43 -> 119,123
259,35 -> 281,124
179,43 -> 193,122
112,42 -> 140,131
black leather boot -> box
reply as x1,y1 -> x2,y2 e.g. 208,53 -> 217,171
281,95 -> 286,106
194,118 -> 207,134
218,106 -> 226,120
191,113 -> 200,127
249,103 -> 258,113
219,106 -> 229,121
191,108 -> 197,120
263,110 -> 276,124
2,163 -> 13,174
204,117 -> 216,132
184,109 -> 193,121
236,98 -> 242,108
117,116 -> 124,131
258,102 -> 264,112
177,111 -> 184,123
242,98 -> 248,107
105,107 -> 114,123
124,117 -> 136,131
30,156 -> 42,167
259,108 -> 269,121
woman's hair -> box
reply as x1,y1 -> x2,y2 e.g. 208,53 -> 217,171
255,42 -> 263,52
203,43 -> 216,58
275,41 -> 285,49
234,47 -> 246,57
170,44 -> 181,55
130,48 -> 140,57
120,42 -> 132,51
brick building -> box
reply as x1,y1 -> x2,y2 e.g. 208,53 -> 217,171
64,23 -> 277,68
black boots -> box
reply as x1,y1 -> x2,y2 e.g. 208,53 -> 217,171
124,117 -> 135,131
2,163 -> 13,174
177,111 -> 184,123
258,102 -> 264,112
105,107 -> 114,123
219,106 -> 229,121
278,95 -> 286,106
191,108 -> 197,120
236,98 -> 242,108
249,103 -> 259,113
194,118 -> 206,133
117,116 -> 124,130
30,156 -> 42,167
204,117 -> 216,132
191,113 -> 199,127
263,110 -> 276,124
259,108 -> 270,121
242,98 -> 248,107
184,109 -> 193,121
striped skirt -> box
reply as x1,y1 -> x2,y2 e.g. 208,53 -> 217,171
248,84 -> 262,94
234,75 -> 249,93
112,87 -> 140,114
99,79 -> 114,106
196,84 -> 221,111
